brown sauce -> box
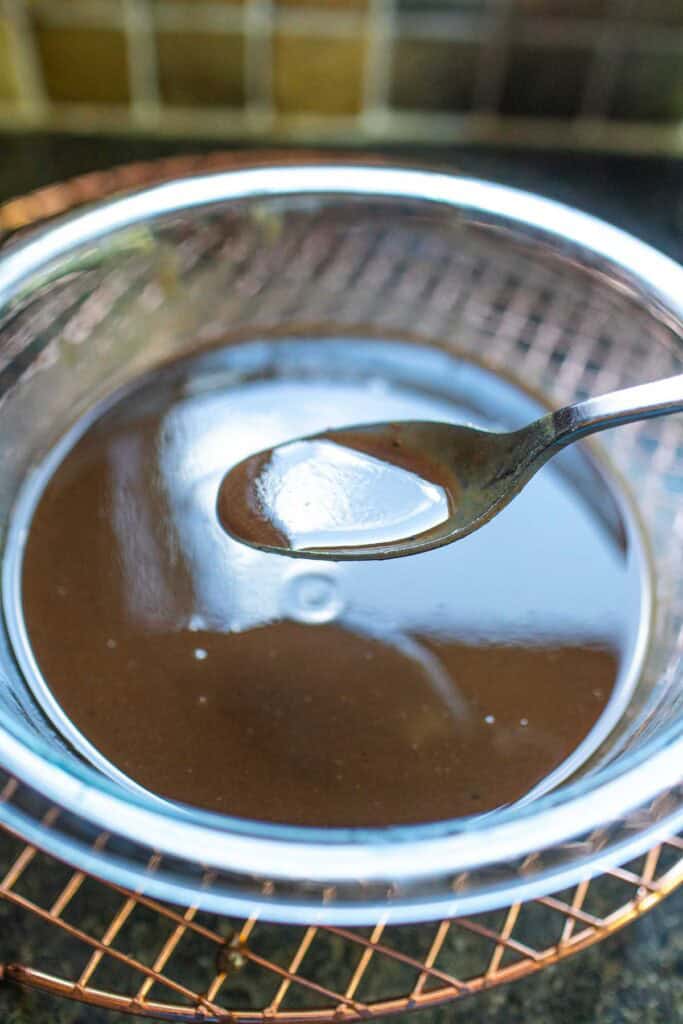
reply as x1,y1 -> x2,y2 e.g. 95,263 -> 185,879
17,338 -> 644,827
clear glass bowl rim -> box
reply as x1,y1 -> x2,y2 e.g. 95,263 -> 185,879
0,163 -> 681,923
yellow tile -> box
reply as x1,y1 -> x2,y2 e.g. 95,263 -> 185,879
0,19 -> 20,101
274,33 -> 365,115
157,31 -> 244,106
391,39 -> 479,111
35,26 -> 129,104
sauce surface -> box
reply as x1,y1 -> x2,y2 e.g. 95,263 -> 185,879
17,338 -> 646,826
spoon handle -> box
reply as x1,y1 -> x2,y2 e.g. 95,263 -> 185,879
549,372 -> 683,448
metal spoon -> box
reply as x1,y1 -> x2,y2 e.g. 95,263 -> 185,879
217,373 -> 683,561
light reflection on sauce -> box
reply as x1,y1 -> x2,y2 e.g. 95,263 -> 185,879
218,434 -> 454,553
18,338 -> 645,827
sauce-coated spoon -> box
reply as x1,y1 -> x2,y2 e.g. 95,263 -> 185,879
217,373 -> 683,560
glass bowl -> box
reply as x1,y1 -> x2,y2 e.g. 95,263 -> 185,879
0,161 -> 680,925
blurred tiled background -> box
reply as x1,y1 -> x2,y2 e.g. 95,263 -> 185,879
0,0 -> 683,152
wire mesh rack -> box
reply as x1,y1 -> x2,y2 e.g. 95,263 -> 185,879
0,1 -> 683,153
0,807 -> 681,1022
0,153 -> 681,1020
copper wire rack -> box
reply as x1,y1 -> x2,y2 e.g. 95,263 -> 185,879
0,154 -> 681,1021
0,803 -> 680,1021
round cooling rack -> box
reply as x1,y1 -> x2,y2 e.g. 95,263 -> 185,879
0,154 -> 681,1021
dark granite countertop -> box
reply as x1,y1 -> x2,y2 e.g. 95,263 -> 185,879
0,134 -> 680,1024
